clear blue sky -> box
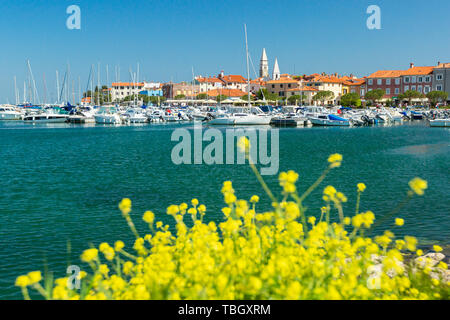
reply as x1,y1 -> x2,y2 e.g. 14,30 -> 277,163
0,0 -> 449,103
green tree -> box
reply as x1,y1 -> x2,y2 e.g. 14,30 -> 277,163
312,91 -> 335,106
216,95 -> 228,102
196,93 -> 208,100
287,94 -> 307,105
426,91 -> 448,106
174,94 -> 186,100
364,89 -> 385,105
398,90 -> 424,105
340,92 -> 361,107
256,88 -> 279,102
241,94 -> 256,101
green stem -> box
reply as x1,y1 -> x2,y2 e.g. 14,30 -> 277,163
249,161 -> 278,204
298,167 -> 331,203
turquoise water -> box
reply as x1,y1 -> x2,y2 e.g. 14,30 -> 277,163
0,121 -> 449,299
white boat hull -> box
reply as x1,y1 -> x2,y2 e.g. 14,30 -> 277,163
310,118 -> 350,126
94,115 -> 121,124
24,115 -> 68,123
0,113 -> 22,120
430,119 -> 450,127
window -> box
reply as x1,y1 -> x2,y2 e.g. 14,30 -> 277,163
404,77 -> 410,83
368,79 -> 373,85
425,76 -> 431,82
404,85 -> 409,91
386,88 -> 390,95
386,78 -> 391,85
395,78 -> 400,85
418,77 -> 423,83
418,85 -> 422,93
288,84 -> 291,88
272,84 -> 275,88
411,76 -> 416,83
360,89 -> 365,96
436,85 -> 443,91
395,88 -> 399,94
424,86 -> 430,93
436,74 -> 443,81
377,79 -> 382,85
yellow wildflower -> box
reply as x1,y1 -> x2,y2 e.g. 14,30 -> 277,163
408,178 -> 427,196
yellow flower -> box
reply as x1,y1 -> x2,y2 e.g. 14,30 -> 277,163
143,211 -> 155,224
81,248 -> 98,262
433,245 -> 443,252
15,275 -> 30,287
237,136 -> 250,153
408,178 -> 427,196
250,195 -> 259,203
187,208 -> 197,215
328,153 -> 342,168
27,271 -> 42,285
395,218 -> 404,226
198,204 -> 206,213
308,216 -> 316,225
156,221 -> 163,229
357,183 -> 366,192
323,186 -> 337,198
114,240 -> 125,252
118,198 -> 132,214
416,249 -> 423,256
191,198 -> 199,206
166,205 -> 179,215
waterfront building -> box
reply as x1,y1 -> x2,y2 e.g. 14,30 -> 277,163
432,62 -> 450,101
111,82 -> 144,102
162,82 -> 200,99
266,75 -> 299,98
202,88 -> 248,98
400,63 -> 433,96
367,63 -> 433,100
303,74 -> 343,104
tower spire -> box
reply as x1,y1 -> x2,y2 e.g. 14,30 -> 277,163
272,58 -> 280,80
259,48 -> 269,78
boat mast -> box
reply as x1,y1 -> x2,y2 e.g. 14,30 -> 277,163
56,70 -> 60,104
244,24 -> 251,110
14,76 -> 18,105
27,60 -> 40,105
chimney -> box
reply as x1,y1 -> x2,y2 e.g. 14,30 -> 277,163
410,62 -> 414,68
437,61 -> 441,66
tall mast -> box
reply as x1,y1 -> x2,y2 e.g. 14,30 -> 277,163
106,65 -> 109,104
56,70 -> 60,104
27,60 -> 40,105
43,73 -> 47,105
97,62 -> 100,105
14,76 -> 18,105
244,24 -> 251,109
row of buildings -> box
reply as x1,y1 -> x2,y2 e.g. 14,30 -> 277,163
106,49 -> 449,105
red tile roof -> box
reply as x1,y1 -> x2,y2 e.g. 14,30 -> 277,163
221,75 -> 247,83
205,89 -> 248,97
111,82 -> 144,87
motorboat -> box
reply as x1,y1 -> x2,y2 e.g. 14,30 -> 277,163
23,106 -> 69,123
94,106 -> 121,124
0,105 -> 23,120
309,114 -> 350,126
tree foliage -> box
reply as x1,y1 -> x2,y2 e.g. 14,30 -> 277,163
340,92 -> 361,107
312,91 -> 334,105
426,91 -> 448,105
364,89 -> 385,104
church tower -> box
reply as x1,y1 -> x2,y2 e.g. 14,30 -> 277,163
259,48 -> 269,78
272,58 -> 280,80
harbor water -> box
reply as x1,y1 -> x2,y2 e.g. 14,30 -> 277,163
0,121 -> 449,298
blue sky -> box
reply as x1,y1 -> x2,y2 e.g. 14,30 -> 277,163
0,0 -> 449,103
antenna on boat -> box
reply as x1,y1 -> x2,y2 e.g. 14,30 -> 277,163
244,24 -> 251,110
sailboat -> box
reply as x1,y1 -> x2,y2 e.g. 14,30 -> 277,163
208,25 -> 271,126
